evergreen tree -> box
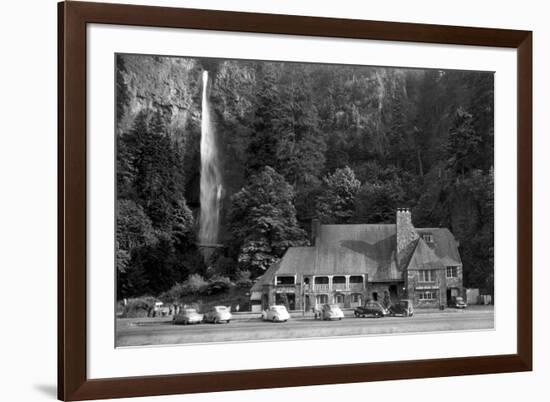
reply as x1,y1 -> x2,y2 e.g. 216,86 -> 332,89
245,64 -> 283,175
274,65 -> 325,186
446,107 -> 483,177
133,111 -> 178,229
228,166 -> 308,274
316,166 -> 361,223
171,198 -> 194,247
116,200 -> 157,298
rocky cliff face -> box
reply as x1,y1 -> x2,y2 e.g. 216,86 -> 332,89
117,54 -> 206,206
117,54 -> 202,140
116,55 -> 257,215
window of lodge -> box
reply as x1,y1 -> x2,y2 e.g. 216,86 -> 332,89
446,266 -> 458,278
418,270 -> 436,282
418,291 -> 437,300
422,233 -> 434,243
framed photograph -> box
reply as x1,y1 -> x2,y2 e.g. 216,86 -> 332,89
58,1 -> 532,400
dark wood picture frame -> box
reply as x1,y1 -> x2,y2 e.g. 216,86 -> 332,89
58,1 -> 532,400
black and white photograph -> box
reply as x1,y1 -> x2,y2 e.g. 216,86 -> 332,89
115,54 -> 495,347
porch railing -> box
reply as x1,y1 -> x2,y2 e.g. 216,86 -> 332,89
332,283 -> 347,291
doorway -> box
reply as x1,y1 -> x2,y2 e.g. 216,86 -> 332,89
446,288 -> 459,306
287,294 -> 296,310
389,285 -> 398,302
350,293 -> 362,308
275,293 -> 296,310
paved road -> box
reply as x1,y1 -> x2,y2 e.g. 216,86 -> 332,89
116,307 -> 494,347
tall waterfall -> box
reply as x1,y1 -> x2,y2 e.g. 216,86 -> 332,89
199,70 -> 222,251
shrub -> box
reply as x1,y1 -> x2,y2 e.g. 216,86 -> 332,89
184,274 -> 208,295
235,270 -> 252,288
212,256 -> 237,277
158,283 -> 185,303
159,274 -> 208,302
120,296 -> 156,318
203,276 -> 233,295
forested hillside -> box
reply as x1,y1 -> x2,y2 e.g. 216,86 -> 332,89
116,54 -> 494,300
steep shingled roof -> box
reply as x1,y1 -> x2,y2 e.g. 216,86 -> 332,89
417,228 -> 462,266
316,224 -> 401,281
406,237 -> 445,270
268,224 -> 401,282
253,224 -> 461,287
250,261 -> 281,294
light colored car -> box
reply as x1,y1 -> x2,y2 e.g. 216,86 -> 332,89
262,305 -> 290,322
203,305 -> 232,323
452,296 -> 467,309
316,304 -> 344,320
173,308 -> 203,325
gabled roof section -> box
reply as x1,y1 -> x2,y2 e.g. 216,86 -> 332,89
250,261 -> 283,293
274,247 -> 316,275
250,247 -> 315,293
271,224 -> 401,281
316,224 -> 401,280
417,228 -> 462,266
255,224 -> 462,285
406,237 -> 445,271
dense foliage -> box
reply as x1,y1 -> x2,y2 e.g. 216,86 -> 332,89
228,166 -> 309,275
116,55 -> 494,299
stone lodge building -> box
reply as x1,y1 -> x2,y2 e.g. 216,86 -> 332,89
250,209 -> 463,312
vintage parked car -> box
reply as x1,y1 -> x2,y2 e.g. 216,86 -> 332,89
451,296 -> 467,309
262,305 -> 290,322
203,305 -> 232,323
389,299 -> 414,317
173,308 -> 203,325
354,301 -> 389,318
315,304 -> 344,320
152,301 -> 170,317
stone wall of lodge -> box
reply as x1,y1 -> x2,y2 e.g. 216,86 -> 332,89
258,272 -> 457,310
405,268 -> 447,308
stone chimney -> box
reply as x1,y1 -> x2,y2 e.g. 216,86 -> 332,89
311,218 -> 321,246
396,208 -> 419,268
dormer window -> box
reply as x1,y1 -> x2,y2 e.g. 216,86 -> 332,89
422,233 -> 434,244
446,266 -> 458,278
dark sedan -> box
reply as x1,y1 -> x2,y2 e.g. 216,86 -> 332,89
388,299 -> 414,317
354,301 -> 389,318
